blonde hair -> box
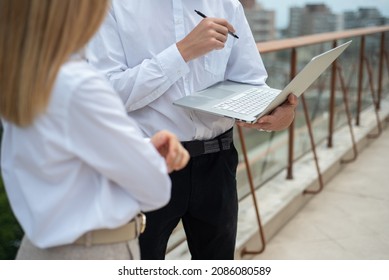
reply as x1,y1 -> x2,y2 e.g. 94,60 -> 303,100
0,0 -> 109,126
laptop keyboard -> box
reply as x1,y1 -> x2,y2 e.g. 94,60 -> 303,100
213,88 -> 279,115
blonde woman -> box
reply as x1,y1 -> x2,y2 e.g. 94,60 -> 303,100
0,0 -> 189,260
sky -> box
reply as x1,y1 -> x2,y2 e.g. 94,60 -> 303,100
257,0 -> 389,28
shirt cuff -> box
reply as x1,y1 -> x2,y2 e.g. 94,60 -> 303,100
156,44 -> 190,83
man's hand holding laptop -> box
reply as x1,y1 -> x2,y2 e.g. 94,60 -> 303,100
236,94 -> 298,132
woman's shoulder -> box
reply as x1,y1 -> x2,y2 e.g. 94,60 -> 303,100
59,59 -> 101,88
51,59 -> 115,112
55,59 -> 113,98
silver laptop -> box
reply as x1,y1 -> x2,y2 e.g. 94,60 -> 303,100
173,40 -> 351,123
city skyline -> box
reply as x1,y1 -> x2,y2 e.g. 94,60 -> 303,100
257,0 -> 389,28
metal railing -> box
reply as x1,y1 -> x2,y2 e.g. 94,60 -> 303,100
238,26 -> 389,256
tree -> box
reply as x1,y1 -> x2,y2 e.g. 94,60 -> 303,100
0,127 -> 24,259
0,178 -> 24,259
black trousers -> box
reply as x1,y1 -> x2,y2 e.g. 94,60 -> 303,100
139,143 -> 239,260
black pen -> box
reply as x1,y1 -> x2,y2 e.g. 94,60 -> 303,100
194,9 -> 239,39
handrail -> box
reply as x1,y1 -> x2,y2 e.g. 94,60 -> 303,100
256,26 -> 389,53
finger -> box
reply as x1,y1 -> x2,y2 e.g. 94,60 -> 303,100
213,31 -> 228,44
256,115 -> 275,124
286,94 -> 298,106
174,148 -> 190,171
213,39 -> 226,50
169,147 -> 189,172
212,23 -> 229,37
173,150 -> 182,166
212,18 -> 236,33
151,132 -> 167,150
201,18 -> 228,37
166,142 -> 178,167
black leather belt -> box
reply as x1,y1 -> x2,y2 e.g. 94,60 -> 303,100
182,128 -> 233,157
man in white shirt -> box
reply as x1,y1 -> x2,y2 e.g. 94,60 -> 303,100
88,0 -> 297,259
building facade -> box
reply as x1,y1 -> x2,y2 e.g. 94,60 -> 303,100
239,0 -> 256,10
287,4 -> 342,37
343,8 -> 388,29
239,1 -> 276,42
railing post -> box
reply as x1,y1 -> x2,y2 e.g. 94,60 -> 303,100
356,35 -> 365,126
301,93 -> 324,195
237,126 -> 266,257
377,32 -> 386,110
286,48 -> 297,180
364,55 -> 383,138
327,40 -> 338,148
337,63 -> 358,163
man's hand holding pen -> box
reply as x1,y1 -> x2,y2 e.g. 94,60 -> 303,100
176,11 -> 237,62
194,10 -> 239,39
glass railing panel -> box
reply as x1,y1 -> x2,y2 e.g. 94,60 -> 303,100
234,33 -> 389,200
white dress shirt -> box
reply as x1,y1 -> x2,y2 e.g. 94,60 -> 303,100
0,59 -> 171,249
87,0 -> 268,141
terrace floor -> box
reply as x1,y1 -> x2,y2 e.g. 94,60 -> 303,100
251,125 -> 389,260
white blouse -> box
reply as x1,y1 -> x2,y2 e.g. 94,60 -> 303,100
1,59 -> 171,248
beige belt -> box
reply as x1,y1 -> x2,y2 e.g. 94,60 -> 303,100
74,213 -> 146,246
